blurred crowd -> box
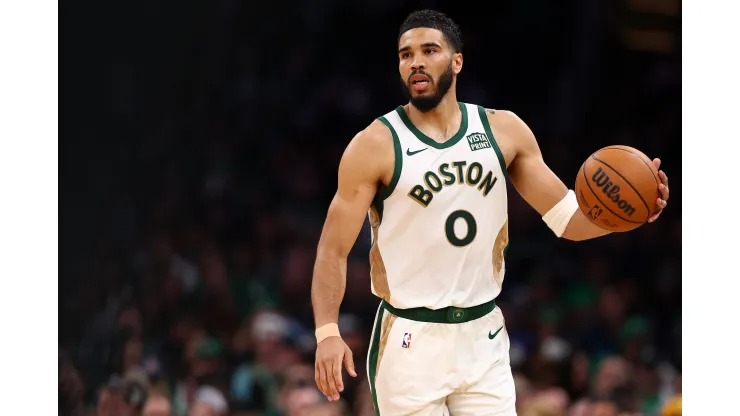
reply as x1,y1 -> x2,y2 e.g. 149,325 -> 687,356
60,1 -> 681,415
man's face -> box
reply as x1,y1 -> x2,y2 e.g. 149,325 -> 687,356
398,28 -> 462,112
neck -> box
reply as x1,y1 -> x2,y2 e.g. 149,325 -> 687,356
407,91 -> 460,133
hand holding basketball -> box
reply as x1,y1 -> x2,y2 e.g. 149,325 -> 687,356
648,158 -> 669,223
575,145 -> 669,232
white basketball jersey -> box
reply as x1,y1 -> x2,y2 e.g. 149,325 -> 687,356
368,102 -> 510,309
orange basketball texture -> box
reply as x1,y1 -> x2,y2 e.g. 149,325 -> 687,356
575,145 -> 660,232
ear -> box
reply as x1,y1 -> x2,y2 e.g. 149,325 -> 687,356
452,53 -> 463,75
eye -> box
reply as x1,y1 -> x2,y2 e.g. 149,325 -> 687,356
401,52 -> 411,59
424,48 -> 436,55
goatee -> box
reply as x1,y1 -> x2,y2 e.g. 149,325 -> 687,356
401,61 -> 455,113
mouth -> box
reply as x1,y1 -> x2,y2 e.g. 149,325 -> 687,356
410,74 -> 431,91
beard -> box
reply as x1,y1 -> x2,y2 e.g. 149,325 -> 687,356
400,61 -> 455,113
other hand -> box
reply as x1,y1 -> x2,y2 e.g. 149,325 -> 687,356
315,336 -> 357,401
648,158 -> 669,223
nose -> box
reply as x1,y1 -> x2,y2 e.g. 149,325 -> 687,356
411,57 -> 426,72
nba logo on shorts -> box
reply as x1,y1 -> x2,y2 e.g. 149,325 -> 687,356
402,333 -> 412,348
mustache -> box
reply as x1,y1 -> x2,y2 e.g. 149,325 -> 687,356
407,70 -> 434,85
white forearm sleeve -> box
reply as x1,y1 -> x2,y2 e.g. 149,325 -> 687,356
542,190 -> 579,237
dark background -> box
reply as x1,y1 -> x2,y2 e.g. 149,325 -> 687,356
60,0 -> 681,415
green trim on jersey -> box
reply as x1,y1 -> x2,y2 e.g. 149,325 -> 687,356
477,105 -> 510,183
395,102 -> 469,149
376,116 -> 403,199
368,306 -> 385,415
478,106 -> 511,259
373,116 -> 402,222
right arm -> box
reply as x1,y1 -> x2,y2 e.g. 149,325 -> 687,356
312,122 -> 392,401
312,133 -> 384,329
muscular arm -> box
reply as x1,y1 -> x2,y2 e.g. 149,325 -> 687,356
312,124 -> 390,328
492,111 -> 610,241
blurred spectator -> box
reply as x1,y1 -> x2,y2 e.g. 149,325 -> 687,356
143,394 -> 172,416
190,386 -> 229,416
303,402 -> 350,416
593,356 -> 633,398
519,387 -> 570,416
59,350 -> 86,416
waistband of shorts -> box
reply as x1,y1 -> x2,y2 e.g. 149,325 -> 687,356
380,298 -> 496,324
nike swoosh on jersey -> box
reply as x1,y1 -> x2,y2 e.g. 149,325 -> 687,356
406,148 -> 428,156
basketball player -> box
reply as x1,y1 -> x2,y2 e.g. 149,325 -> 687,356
311,9 -> 669,416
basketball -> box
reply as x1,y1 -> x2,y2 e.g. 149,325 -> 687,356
575,145 -> 660,232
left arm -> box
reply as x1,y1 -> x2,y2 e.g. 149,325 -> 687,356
492,111 -> 650,241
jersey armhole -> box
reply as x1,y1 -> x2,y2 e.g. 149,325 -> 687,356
375,116 -> 403,201
477,106 -> 511,184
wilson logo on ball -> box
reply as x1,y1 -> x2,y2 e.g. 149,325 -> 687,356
592,167 -> 636,217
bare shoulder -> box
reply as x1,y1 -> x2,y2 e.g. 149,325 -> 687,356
483,109 -> 539,165
339,119 -> 395,185
343,119 -> 394,164
484,109 -> 534,139
352,119 -> 394,152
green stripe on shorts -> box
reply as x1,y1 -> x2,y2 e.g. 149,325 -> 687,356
368,306 -> 385,415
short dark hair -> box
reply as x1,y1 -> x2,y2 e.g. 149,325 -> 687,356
399,10 -> 463,53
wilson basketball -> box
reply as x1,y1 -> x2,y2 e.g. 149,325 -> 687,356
575,145 -> 660,232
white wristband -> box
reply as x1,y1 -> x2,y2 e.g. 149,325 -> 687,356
542,190 -> 578,238
315,323 -> 340,343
